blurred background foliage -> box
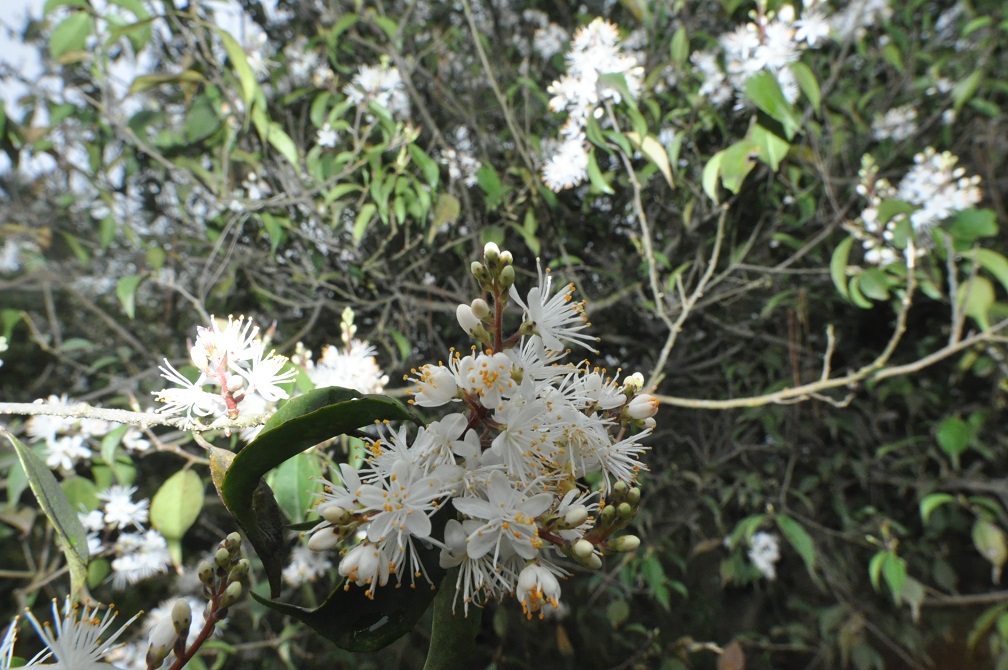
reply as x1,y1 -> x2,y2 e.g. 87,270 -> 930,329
2,0 -> 1008,668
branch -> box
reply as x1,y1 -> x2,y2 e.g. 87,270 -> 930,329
0,401 -> 270,433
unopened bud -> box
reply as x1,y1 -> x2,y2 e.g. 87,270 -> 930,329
225,374 -> 245,393
456,304 -> 482,335
483,242 -> 500,265
563,505 -> 589,528
499,250 -> 513,266
197,561 -> 214,585
627,487 -> 641,506
624,372 -> 645,393
171,598 -> 192,636
219,581 -> 244,609
599,505 -> 616,525
214,548 -> 230,569
613,481 -> 628,496
617,502 -> 634,520
626,394 -> 659,420
307,527 -> 341,552
611,535 -> 641,552
470,298 -> 490,320
586,553 -> 603,570
572,539 -> 595,560
471,261 -> 492,287
147,615 -> 179,667
228,561 -> 249,585
225,532 -> 242,550
319,503 -> 350,525
643,417 -> 656,430
499,265 -> 515,289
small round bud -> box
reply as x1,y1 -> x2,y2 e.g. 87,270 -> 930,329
627,487 -> 641,506
225,374 -> 245,392
600,505 -> 616,525
611,535 -> 641,552
197,561 -> 214,585
219,581 -> 244,609
470,298 -> 490,320
499,265 -> 515,289
214,548 -> 230,569
617,502 -> 634,520
171,598 -> 192,636
624,372 -> 645,393
228,561 -> 248,585
319,503 -> 350,525
563,505 -> 589,528
572,539 -> 595,560
225,532 -> 242,550
586,553 -> 603,570
499,250 -> 513,266
613,481 -> 629,496
483,242 -> 500,265
456,303 -> 482,335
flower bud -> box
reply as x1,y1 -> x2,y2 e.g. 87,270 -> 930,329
617,502 -> 634,521
483,242 -> 500,265
626,394 -> 659,420
499,250 -> 513,266
219,581 -> 243,609
171,598 -> 192,637
225,374 -> 245,393
563,505 -> 589,528
599,504 -> 616,525
610,535 -> 641,552
225,532 -> 242,551
197,561 -> 214,585
624,372 -> 645,393
627,487 -> 641,506
470,298 -> 490,320
147,614 -> 179,667
214,548 -> 230,569
456,304 -> 482,335
499,265 -> 515,290
228,560 -> 249,585
319,503 -> 350,525
572,539 -> 595,560
307,527 -> 341,552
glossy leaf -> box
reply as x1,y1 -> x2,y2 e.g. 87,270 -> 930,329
920,493 -> 957,524
4,429 -> 90,600
151,469 -> 205,564
831,237 -> 854,299
776,515 -> 818,581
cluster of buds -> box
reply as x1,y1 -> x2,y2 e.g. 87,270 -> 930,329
307,244 -> 658,619
147,533 -> 249,669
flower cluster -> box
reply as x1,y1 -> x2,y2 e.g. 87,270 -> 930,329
306,244 -> 656,617
871,104 -> 918,142
691,1 -> 830,108
748,531 -> 781,580
154,315 -> 297,425
344,57 -> 410,121
25,396 -> 151,474
79,485 -> 172,589
300,307 -> 389,394
1,597 -> 140,669
848,149 -> 983,265
542,18 -> 645,191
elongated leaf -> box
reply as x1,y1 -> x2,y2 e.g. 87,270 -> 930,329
218,387 -> 416,596
975,249 -> 1008,295
744,71 -> 801,140
151,469 -> 205,564
776,515 -> 818,580
920,492 -> 957,524
116,274 -> 143,319
831,237 -> 854,299
50,12 -> 94,60
4,430 -> 90,599
216,28 -> 257,106
625,131 -> 674,187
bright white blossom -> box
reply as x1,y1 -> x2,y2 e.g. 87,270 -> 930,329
98,485 -> 150,531
18,597 -> 141,669
344,58 -> 410,120
110,530 -> 172,588
748,531 -> 781,580
871,105 -> 918,142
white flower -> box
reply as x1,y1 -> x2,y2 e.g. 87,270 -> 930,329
541,138 -> 590,191
110,530 -> 171,587
452,471 -> 553,563
142,596 -> 204,650
283,544 -> 333,587
509,260 -> 598,352
45,434 -> 92,473
872,105 -> 918,142
338,541 -> 392,596
98,485 -> 150,531
153,361 -> 224,421
516,562 -> 563,619
308,341 -> 389,394
316,123 -> 338,148
748,531 -> 781,580
189,315 -> 260,376
236,343 -> 297,403
407,363 -> 459,407
20,597 -> 141,670
344,59 -> 410,120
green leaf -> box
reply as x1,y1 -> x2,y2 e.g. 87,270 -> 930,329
116,274 -> 143,319
4,429 -> 90,600
265,121 -> 299,168
408,144 -> 439,189
747,124 -> 790,172
703,151 -> 724,203
831,237 -> 854,299
858,268 -> 890,301
937,416 -> 971,469
353,203 -> 377,245
428,193 -> 460,244
958,275 -> 995,330
587,149 -> 615,195
129,70 -> 207,95
949,208 -> 998,241
218,387 -> 416,597
975,249 -> 1008,295
625,131 -> 674,187
952,71 -> 982,113
920,493 -> 957,524
789,61 -> 821,110
744,71 -> 801,140
215,27 -> 257,107
50,12 -> 94,60
776,515 -> 817,579
151,469 -> 204,564
881,553 -> 907,604
718,140 -> 758,194
973,519 -> 1008,583
266,452 -> 321,525
670,26 -> 689,64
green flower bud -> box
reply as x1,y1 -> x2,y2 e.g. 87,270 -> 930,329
563,505 -> 589,528
219,581 -> 244,609
225,532 -> 242,550
214,547 -> 231,569
627,487 -> 641,506
617,502 -> 634,520
197,561 -> 214,585
586,553 -> 603,570
610,535 -> 641,552
499,265 -> 515,290
599,504 -> 617,525
613,481 -> 629,496
171,598 -> 192,637
483,242 -> 500,265
499,250 -> 513,266
470,298 -> 490,320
